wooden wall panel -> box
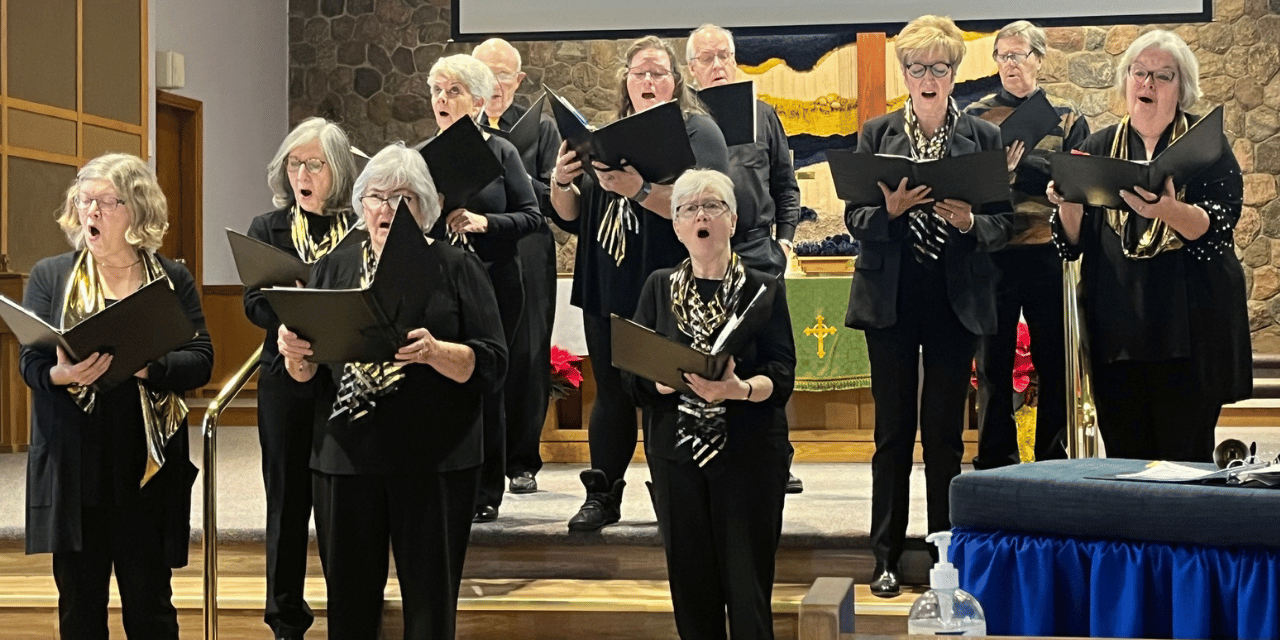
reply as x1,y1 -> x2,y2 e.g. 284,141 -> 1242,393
82,0 -> 143,125
5,0 -> 77,110
7,109 -> 77,156
5,157 -> 76,274
200,286 -> 263,397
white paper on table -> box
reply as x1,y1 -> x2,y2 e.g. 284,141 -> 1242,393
1114,461 -> 1230,482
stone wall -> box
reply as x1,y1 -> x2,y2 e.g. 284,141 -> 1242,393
288,0 -> 1280,349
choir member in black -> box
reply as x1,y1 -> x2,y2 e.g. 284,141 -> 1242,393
421,54 -> 541,522
1048,30 -> 1250,463
472,38 -> 563,495
277,143 -> 506,640
243,116 -> 359,640
963,21 -> 1090,469
21,153 -> 213,639
842,15 -> 1013,597
686,22 -> 807,495
551,35 -> 730,531
628,169 -> 794,640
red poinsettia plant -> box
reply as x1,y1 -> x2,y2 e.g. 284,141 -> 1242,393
550,345 -> 584,400
972,321 -> 1036,394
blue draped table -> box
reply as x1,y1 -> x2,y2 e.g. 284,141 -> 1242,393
948,459 -> 1280,639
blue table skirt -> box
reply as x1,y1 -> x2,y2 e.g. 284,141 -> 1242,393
951,527 -> 1280,639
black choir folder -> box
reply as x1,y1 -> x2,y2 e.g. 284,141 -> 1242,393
263,200 -> 427,364
481,92 -> 547,156
694,80 -> 757,146
998,89 -> 1061,153
0,278 -> 196,392
226,229 -> 312,289
1049,105 -> 1224,209
825,148 -> 1012,208
417,117 -> 504,212
545,85 -> 696,184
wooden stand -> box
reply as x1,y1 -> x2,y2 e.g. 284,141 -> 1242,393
0,273 -> 30,452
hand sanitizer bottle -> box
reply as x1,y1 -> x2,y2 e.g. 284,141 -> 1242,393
905,531 -> 987,636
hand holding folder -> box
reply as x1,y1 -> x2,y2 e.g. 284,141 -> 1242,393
0,278 -> 197,391
826,148 -> 1012,208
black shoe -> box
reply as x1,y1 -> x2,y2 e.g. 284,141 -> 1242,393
509,471 -> 537,494
869,563 -> 901,598
786,472 -> 804,494
473,505 -> 498,523
567,469 -> 624,532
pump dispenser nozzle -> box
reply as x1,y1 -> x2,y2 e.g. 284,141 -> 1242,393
925,531 -> 958,590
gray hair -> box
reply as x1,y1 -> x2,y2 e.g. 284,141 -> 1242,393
994,20 -> 1047,59
428,54 -> 496,108
685,23 -> 736,63
671,168 -> 737,215
351,143 -> 442,232
474,38 -> 522,72
1115,29 -> 1201,112
266,117 -> 358,212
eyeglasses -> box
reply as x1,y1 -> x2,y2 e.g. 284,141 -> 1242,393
1129,66 -> 1177,85
675,200 -> 730,219
906,62 -> 953,78
629,69 -> 672,82
493,72 -> 519,84
692,50 -> 734,66
287,157 -> 327,174
74,195 -> 125,213
360,193 -> 415,210
993,51 -> 1034,65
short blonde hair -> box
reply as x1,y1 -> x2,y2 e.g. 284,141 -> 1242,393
1115,29 -> 1201,112
896,15 -> 967,68
56,153 -> 167,251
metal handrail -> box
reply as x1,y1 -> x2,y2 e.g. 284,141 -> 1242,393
201,345 -> 262,640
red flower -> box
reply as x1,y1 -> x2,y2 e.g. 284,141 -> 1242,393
971,321 -> 1036,392
550,345 -> 583,399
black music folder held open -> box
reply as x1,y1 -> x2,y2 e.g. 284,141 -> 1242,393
695,80 -> 757,147
999,89 -> 1061,153
263,200 -> 429,364
418,117 -> 505,212
546,85 -> 697,184
227,229 -> 312,289
1049,105 -> 1224,209
826,148 -> 1013,208
0,277 -> 197,391
482,93 -> 548,157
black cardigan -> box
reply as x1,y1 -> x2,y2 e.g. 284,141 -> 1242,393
21,251 -> 212,567
306,238 -> 508,475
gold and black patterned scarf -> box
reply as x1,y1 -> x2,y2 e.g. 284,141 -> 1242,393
598,192 -> 640,267
669,254 -> 747,467
290,203 -> 357,263
903,98 -> 959,263
1104,112 -> 1188,259
62,250 -> 188,487
330,240 -> 405,423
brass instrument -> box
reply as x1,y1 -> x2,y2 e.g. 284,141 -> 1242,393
1062,258 -> 1099,458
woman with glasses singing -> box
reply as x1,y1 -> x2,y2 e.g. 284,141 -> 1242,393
277,143 -> 507,640
243,116 -> 360,640
1048,30 -> 1250,462
550,35 -> 730,532
627,169 -> 794,639
842,15 -> 1013,597
21,153 -> 213,638
422,53 -> 541,523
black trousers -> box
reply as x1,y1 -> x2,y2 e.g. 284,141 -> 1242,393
974,245 -> 1067,469
313,468 -> 479,640
506,226 -> 557,478
583,311 -> 640,485
256,368 -> 316,638
1092,358 -> 1221,462
53,502 -> 177,640
477,258 -> 524,509
864,260 -> 979,567
648,448 -> 789,640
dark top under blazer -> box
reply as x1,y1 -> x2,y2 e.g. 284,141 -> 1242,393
626,266 -> 795,462
843,109 -> 1015,336
1051,114 -> 1251,404
553,113 -> 730,319
21,251 -> 213,567
306,239 -> 508,475
728,100 -> 801,272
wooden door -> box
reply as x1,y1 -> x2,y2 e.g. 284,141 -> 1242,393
154,91 -> 203,284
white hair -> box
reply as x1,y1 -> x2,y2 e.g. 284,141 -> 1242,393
1115,29 -> 1201,112
686,23 -> 736,63
351,143 -> 442,232
671,168 -> 737,215
428,54 -> 496,108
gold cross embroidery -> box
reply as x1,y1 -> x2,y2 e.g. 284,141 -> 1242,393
804,314 -> 838,359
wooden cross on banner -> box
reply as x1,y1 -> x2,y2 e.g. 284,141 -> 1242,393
804,314 -> 838,359
856,32 -> 887,130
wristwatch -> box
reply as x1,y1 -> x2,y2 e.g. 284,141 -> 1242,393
633,180 -> 652,203
553,170 -> 574,192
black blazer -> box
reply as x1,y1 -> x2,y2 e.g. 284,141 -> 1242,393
843,110 -> 1014,336
20,251 -> 212,567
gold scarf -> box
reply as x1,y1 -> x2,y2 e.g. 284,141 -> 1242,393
1104,113 -> 1188,259
290,203 -> 356,263
330,240 -> 406,423
62,250 -> 189,487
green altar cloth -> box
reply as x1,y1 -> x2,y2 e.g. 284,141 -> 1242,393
785,275 -> 870,391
